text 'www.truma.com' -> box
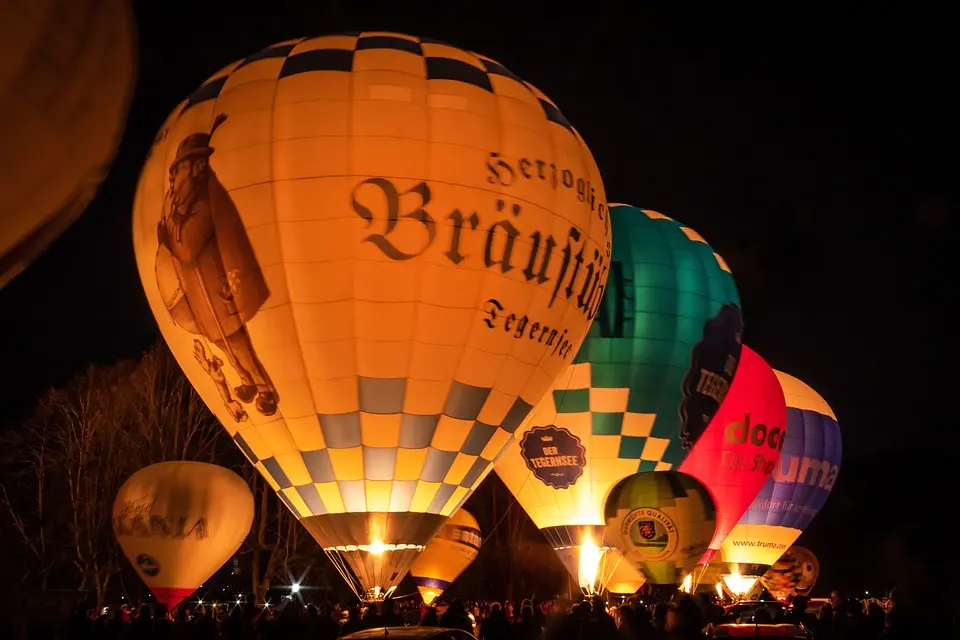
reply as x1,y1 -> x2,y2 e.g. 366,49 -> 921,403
730,540 -> 787,549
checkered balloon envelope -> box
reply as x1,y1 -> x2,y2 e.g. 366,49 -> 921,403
133,31 -> 610,600
494,204 -> 742,590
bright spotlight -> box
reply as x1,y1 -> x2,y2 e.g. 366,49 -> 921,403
291,583 -> 301,594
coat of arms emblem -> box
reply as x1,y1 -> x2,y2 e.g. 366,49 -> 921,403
638,520 -> 657,540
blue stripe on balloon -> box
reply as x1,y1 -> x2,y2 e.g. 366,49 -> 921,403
738,407 -> 841,529
413,577 -> 451,591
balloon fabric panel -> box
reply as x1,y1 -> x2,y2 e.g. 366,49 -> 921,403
133,32 -> 609,597
760,545 -> 820,600
574,206 -> 743,469
495,207 -> 741,539
0,0 -> 135,287
718,372 -> 840,574
678,345 -> 786,565
601,548 -> 647,594
408,508 -> 481,604
738,371 -> 841,530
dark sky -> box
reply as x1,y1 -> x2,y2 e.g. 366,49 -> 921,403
0,1 -> 954,590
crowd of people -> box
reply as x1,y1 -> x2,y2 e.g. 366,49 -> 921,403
49,586 -> 919,640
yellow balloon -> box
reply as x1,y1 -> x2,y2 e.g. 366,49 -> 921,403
132,32 -> 609,599
604,471 -> 717,586
408,508 -> 481,605
554,544 -> 646,596
113,462 -> 254,610
0,0 -> 135,287
601,549 -> 647,595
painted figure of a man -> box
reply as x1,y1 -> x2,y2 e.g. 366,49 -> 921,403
155,114 -> 278,419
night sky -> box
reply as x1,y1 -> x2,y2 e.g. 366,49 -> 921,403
0,1 -> 954,594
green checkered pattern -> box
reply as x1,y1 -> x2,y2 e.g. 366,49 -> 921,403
572,205 -> 740,468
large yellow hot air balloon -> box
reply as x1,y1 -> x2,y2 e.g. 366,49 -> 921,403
113,462 -> 254,610
408,508 -> 481,605
132,32 -> 609,600
0,0 -> 135,287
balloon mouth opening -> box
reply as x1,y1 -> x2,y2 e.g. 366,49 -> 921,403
575,534 -> 606,596
721,569 -> 760,599
361,585 -> 398,602
303,512 -> 446,601
150,586 -> 197,610
323,542 -> 426,553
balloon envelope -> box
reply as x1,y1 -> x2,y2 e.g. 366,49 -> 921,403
495,206 -> 740,584
408,508 -> 481,605
113,462 -> 254,610
0,0 -> 135,287
719,371 -> 841,575
600,549 -> 647,595
133,32 -> 608,599
760,546 -> 819,600
604,471 -> 717,585
678,345 -> 785,565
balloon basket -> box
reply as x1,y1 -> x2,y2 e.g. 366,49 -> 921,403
361,588 -> 388,603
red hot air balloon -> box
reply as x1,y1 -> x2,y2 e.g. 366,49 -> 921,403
678,345 -> 786,566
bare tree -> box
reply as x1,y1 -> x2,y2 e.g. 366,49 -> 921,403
486,479 -> 563,602
0,403 -> 65,588
244,472 -> 319,603
0,342 -> 337,607
0,344 -> 231,607
124,346 -> 223,465
53,362 -> 140,608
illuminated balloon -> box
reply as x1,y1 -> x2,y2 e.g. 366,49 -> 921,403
0,0 -> 135,287
679,345 -> 785,567
718,371 -> 841,580
600,549 -> 647,595
604,471 -> 717,585
495,205 -> 740,589
113,462 -> 254,610
760,546 -> 819,600
408,508 -> 480,605
132,32 -> 609,600
553,541 -> 647,596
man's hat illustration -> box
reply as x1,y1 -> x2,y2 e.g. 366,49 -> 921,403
171,114 -> 228,167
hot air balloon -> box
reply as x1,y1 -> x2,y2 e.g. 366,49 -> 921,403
600,549 -> 647,595
679,345 -> 785,576
408,508 -> 481,605
760,546 -> 819,600
132,32 -> 609,601
0,0 -> 135,287
716,371 -> 841,596
604,471 -> 717,586
113,462 -> 254,610
553,540 -> 647,596
495,205 -> 741,591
